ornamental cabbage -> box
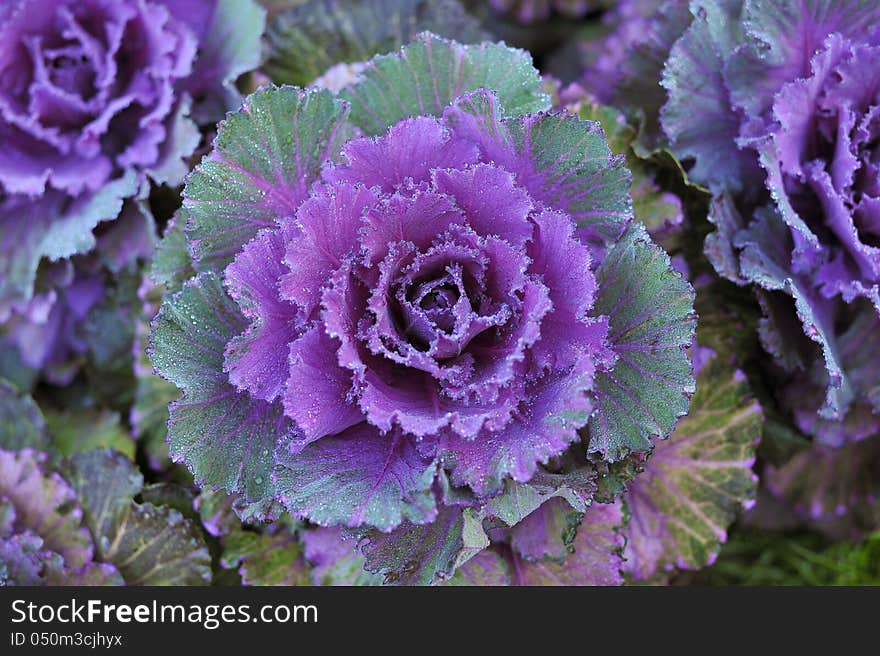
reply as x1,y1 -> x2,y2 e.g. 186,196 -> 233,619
654,0 -> 880,446
0,0 -> 265,336
149,33 -> 695,583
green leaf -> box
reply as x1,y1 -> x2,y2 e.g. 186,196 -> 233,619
150,210 -> 195,294
45,409 -> 135,459
149,273 -> 295,504
358,505 -> 488,585
184,86 -> 354,273
623,350 -> 762,580
187,0 -> 267,124
341,32 -> 549,135
64,450 -> 211,585
484,469 -> 595,526
588,222 -> 696,460
507,109 -> 632,245
0,380 -> 48,451
221,529 -> 311,585
0,172 -> 139,311
264,0 -> 487,86
273,426 -> 437,531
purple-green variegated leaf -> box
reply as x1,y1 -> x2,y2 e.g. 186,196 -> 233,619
273,425 -> 438,532
0,174 -> 139,318
183,86 -> 354,274
0,449 -> 92,569
264,0 -> 487,87
623,349 -> 761,581
221,527 -> 311,586
660,1 -> 763,195
765,435 -> 880,522
588,222 -> 696,460
483,469 -> 596,561
303,527 -> 384,586
572,96 -> 684,251
0,380 -> 48,452
149,273 -> 296,505
725,0 -> 880,122
735,207 -> 851,421
63,450 -> 211,585
358,505 -> 489,585
512,501 -> 624,585
448,501 -> 625,585
340,32 -> 550,136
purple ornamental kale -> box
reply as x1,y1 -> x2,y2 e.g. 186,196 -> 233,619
238,103 -> 616,514
0,0 -> 198,198
149,35 -> 694,584
762,33 -> 880,315
0,0 -> 265,324
655,1 -> 880,445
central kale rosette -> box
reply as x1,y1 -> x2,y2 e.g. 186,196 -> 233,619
150,35 -> 694,556
228,109 -> 613,508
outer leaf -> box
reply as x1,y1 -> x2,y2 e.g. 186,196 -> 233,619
447,502 -> 625,586
0,380 -> 48,451
0,173 -> 138,312
0,449 -> 92,568
273,425 -> 437,531
150,211 -> 195,294
264,0 -> 487,86
178,0 -> 267,123
221,529 -> 311,585
574,100 -> 683,249
341,32 -> 550,135
484,469 -> 595,526
764,436 -> 880,522
149,273 -> 296,503
358,505 -> 488,585
736,207 -> 850,419
623,350 -> 761,580
588,222 -> 696,460
444,550 -> 512,585
64,450 -> 211,585
507,110 -> 632,246
45,410 -> 134,460
302,527 -> 384,586
102,503 -> 212,585
513,502 -> 625,585
660,1 -> 761,194
183,86 -> 353,273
